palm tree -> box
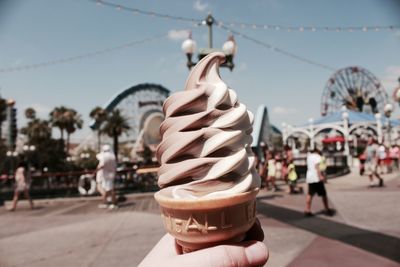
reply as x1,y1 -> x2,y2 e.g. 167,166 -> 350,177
49,106 -> 68,141
102,109 -> 130,161
20,118 -> 65,172
20,119 -> 52,143
89,106 -> 107,152
64,108 -> 83,153
25,107 -> 36,120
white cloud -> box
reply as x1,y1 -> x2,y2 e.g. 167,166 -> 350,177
381,66 -> 400,91
193,0 -> 209,12
272,106 -> 297,115
167,29 -> 190,41
394,30 -> 400,37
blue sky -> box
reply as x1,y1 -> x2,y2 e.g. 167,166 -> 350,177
1,0 -> 399,141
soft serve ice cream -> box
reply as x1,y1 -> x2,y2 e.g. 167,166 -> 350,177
155,52 -> 261,251
156,52 -> 260,199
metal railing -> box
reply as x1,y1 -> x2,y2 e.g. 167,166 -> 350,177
0,166 -> 160,200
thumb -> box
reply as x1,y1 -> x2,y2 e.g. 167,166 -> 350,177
174,241 -> 269,267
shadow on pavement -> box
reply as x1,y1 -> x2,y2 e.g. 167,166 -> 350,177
257,201 -> 400,263
117,202 -> 136,208
257,194 -> 284,200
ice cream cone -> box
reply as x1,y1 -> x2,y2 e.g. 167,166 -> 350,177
155,187 -> 259,252
155,52 -> 262,253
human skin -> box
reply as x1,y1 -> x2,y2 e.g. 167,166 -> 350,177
138,219 -> 268,267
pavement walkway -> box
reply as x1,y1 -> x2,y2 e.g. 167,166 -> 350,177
0,170 -> 399,267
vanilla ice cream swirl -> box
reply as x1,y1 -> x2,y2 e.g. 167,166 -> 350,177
156,52 -> 260,199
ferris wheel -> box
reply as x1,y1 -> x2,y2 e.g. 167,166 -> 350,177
321,66 -> 388,116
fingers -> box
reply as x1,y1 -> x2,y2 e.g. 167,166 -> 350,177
138,234 -> 181,267
175,241 -> 269,267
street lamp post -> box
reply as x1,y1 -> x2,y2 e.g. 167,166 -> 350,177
342,111 -> 351,166
80,152 -> 90,170
384,103 -> 393,146
375,113 -> 383,144
182,14 -> 237,71
66,156 -> 73,171
80,153 -> 90,160
281,122 -> 287,145
6,150 -> 18,176
308,118 -> 315,150
205,13 -> 214,49
23,145 -> 36,171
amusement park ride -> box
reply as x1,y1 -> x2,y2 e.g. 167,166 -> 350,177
2,68 -> 398,197
321,66 -> 388,116
75,83 -> 169,160
285,67 -> 400,176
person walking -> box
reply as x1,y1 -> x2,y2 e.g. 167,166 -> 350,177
364,137 -> 384,187
287,159 -> 303,194
275,154 -> 283,181
259,145 -> 269,189
267,152 -> 278,191
95,144 -> 118,209
377,143 -> 387,174
304,149 -> 333,217
8,163 -> 34,211
388,144 -> 399,172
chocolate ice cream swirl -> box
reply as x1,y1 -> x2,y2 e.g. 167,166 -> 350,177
156,52 -> 260,199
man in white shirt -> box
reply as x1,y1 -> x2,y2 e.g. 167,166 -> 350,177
95,145 -> 118,209
304,149 -> 333,216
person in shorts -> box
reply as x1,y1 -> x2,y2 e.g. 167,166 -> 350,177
377,144 -> 387,174
95,145 -> 118,209
8,163 -> 34,211
304,149 -> 333,216
267,152 -> 279,191
364,137 -> 383,187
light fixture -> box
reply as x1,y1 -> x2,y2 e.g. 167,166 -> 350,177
222,35 -> 236,71
384,103 -> 393,118
181,31 -> 197,69
181,14 -> 237,71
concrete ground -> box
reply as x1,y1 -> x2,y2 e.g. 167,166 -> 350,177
0,170 -> 399,267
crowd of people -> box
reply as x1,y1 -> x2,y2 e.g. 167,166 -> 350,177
359,137 -> 400,187
253,143 -> 305,194
7,137 -> 394,216
6,139 -> 395,266
254,143 -> 333,216
252,136 -> 395,217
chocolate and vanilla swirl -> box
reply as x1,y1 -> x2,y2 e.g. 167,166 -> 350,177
156,52 -> 260,199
